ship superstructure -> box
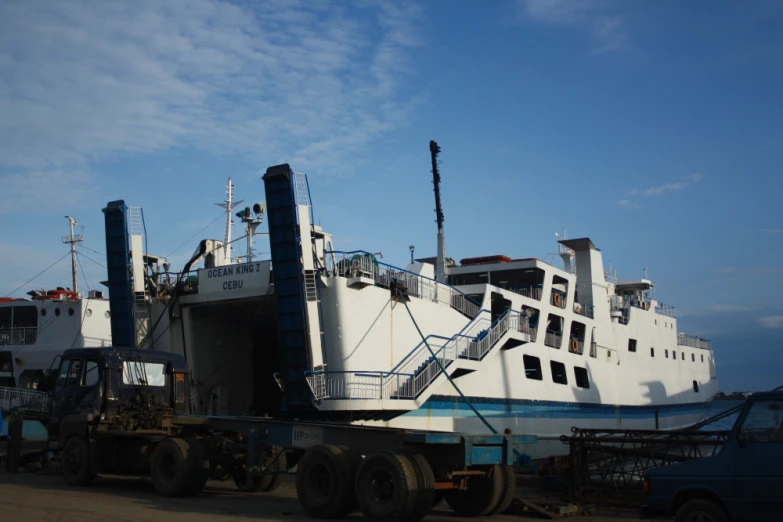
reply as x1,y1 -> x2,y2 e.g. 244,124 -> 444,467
128,159 -> 716,458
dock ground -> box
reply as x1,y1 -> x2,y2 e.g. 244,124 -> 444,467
0,468 -> 666,522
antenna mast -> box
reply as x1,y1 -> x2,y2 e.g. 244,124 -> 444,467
62,216 -> 83,294
215,177 -> 243,263
430,140 -> 447,283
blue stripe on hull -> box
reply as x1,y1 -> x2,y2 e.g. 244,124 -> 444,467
402,394 -> 710,420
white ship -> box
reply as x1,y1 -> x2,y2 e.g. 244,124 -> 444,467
129,153 -> 717,458
0,218 -> 112,392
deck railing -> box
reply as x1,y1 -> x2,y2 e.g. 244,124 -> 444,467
508,287 -> 542,301
327,251 -> 481,318
574,303 -> 594,319
655,302 -> 676,318
0,327 -> 38,345
678,334 -> 712,350
545,330 -> 563,348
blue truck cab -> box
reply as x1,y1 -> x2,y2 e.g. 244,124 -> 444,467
643,391 -> 783,522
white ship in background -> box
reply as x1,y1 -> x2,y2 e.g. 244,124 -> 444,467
121,144 -> 718,458
0,218 -> 112,391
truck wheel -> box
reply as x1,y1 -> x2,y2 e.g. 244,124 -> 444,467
675,499 -> 729,522
404,453 -> 435,522
296,444 -> 358,518
445,465 -> 503,517
62,435 -> 94,487
355,451 -> 418,522
151,438 -> 204,497
182,437 -> 208,495
487,465 -> 516,515
234,446 -> 285,493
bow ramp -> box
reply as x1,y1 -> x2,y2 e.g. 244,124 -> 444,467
306,306 -> 531,414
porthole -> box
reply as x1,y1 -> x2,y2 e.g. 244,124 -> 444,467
55,308 -> 61,317
40,308 -> 47,317
86,309 -> 93,317
104,311 -> 111,319
68,308 -> 75,316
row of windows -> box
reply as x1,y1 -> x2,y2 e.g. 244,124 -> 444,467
523,355 -> 590,389
629,339 -> 706,363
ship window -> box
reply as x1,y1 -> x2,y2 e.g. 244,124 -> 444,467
628,339 -> 637,352
41,309 -> 47,317
68,308 -> 75,316
650,347 -> 655,357
568,321 -> 586,355
523,355 -> 542,380
692,353 -> 695,362
681,352 -> 685,360
550,361 -> 567,385
574,367 -> 589,389
655,319 -> 657,325
693,380 -> 699,393
0,308 -> 9,329
55,308 -> 61,317
665,349 -> 669,358
673,351 -> 677,361
11,306 -> 38,329
523,305 -> 540,343
545,314 -> 564,349
701,354 -> 704,363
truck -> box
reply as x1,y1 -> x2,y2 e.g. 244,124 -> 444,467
46,346 -> 535,521
643,391 -> 783,522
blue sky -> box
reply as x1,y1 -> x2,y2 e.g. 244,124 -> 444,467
0,0 -> 781,392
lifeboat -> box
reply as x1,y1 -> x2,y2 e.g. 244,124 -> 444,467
33,289 -> 79,301
0,297 -> 18,302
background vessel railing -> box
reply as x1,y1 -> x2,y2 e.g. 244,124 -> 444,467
574,302 -> 594,319
0,386 -> 49,415
678,334 -> 712,350
326,251 -> 481,318
0,327 -> 38,345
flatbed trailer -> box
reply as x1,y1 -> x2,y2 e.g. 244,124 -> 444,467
48,347 -> 536,521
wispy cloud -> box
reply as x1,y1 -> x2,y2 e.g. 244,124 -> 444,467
619,173 -> 704,209
679,305 -> 754,317
516,0 -> 628,53
0,0 -> 424,214
617,199 -> 640,210
759,315 -> 783,330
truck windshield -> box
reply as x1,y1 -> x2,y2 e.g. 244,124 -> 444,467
122,362 -> 167,387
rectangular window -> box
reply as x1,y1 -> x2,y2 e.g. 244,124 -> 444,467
673,351 -> 677,361
550,361 -> 567,385
693,380 -> 699,393
650,347 -> 655,357
122,362 -> 167,387
574,367 -> 590,389
701,354 -> 704,363
82,361 -> 100,387
665,349 -> 669,358
523,355 -> 542,380
544,313 -> 564,349
692,353 -> 695,362
681,352 -> 685,360
628,339 -> 637,353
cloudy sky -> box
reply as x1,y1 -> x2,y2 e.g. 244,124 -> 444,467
1,0 -> 781,392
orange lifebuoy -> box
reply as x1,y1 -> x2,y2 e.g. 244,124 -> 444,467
553,293 -> 562,308
570,338 -> 579,353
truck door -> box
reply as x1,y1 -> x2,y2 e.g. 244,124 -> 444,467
50,357 -> 83,423
734,397 -> 783,522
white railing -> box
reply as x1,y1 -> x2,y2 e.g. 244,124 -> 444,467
328,251 -> 481,318
655,302 -> 676,318
678,334 -> 712,351
306,309 -> 530,402
0,327 -> 38,345
0,386 -> 49,415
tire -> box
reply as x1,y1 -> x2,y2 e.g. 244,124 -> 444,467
487,465 -> 516,515
355,451 -> 418,522
151,438 -> 204,497
675,499 -> 729,522
295,444 -> 358,518
444,465 -> 504,517
61,435 -> 94,487
182,437 -> 208,495
405,454 -> 436,522
234,446 -> 285,493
